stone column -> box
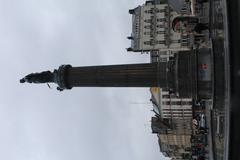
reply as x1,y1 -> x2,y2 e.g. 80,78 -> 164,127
55,63 -> 173,90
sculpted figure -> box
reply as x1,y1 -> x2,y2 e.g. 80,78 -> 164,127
20,71 -> 54,84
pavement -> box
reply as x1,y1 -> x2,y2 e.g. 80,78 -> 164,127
226,0 -> 240,159
209,0 -> 230,159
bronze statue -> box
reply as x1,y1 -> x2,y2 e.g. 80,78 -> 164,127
20,71 -> 55,84
20,65 -> 72,91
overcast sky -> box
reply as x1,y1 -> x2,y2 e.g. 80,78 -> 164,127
0,0 -> 169,160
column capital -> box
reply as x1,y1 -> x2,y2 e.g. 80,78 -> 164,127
54,65 -> 72,90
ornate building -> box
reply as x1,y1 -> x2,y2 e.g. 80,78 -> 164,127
151,117 -> 192,159
127,1 -> 196,53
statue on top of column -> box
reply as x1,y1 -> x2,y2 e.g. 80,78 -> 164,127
20,71 -> 55,84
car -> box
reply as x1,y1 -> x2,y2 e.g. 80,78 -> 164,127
197,113 -> 208,134
199,114 -> 206,128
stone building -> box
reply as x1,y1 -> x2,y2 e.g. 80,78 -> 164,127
150,87 -> 193,121
127,1 -> 196,53
151,117 -> 192,159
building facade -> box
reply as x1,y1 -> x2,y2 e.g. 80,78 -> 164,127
151,117 -> 192,159
150,86 -> 193,158
150,87 -> 193,121
127,1 -> 196,53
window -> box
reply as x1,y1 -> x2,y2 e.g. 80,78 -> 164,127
156,40 -> 166,44
156,9 -> 167,13
163,95 -> 170,98
144,19 -> 152,23
156,31 -> 166,34
144,25 -> 153,29
144,32 -> 154,37
155,9 -> 160,13
161,9 -> 167,12
159,57 -> 168,62
156,24 -> 164,28
144,39 -> 155,45
181,40 -> 189,46
171,101 -> 182,105
181,101 -> 192,105
144,32 -> 150,35
162,101 -> 171,105
144,8 -> 154,14
144,41 -> 151,45
157,18 -> 166,22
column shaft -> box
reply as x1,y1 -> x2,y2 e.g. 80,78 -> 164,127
64,63 -> 168,88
